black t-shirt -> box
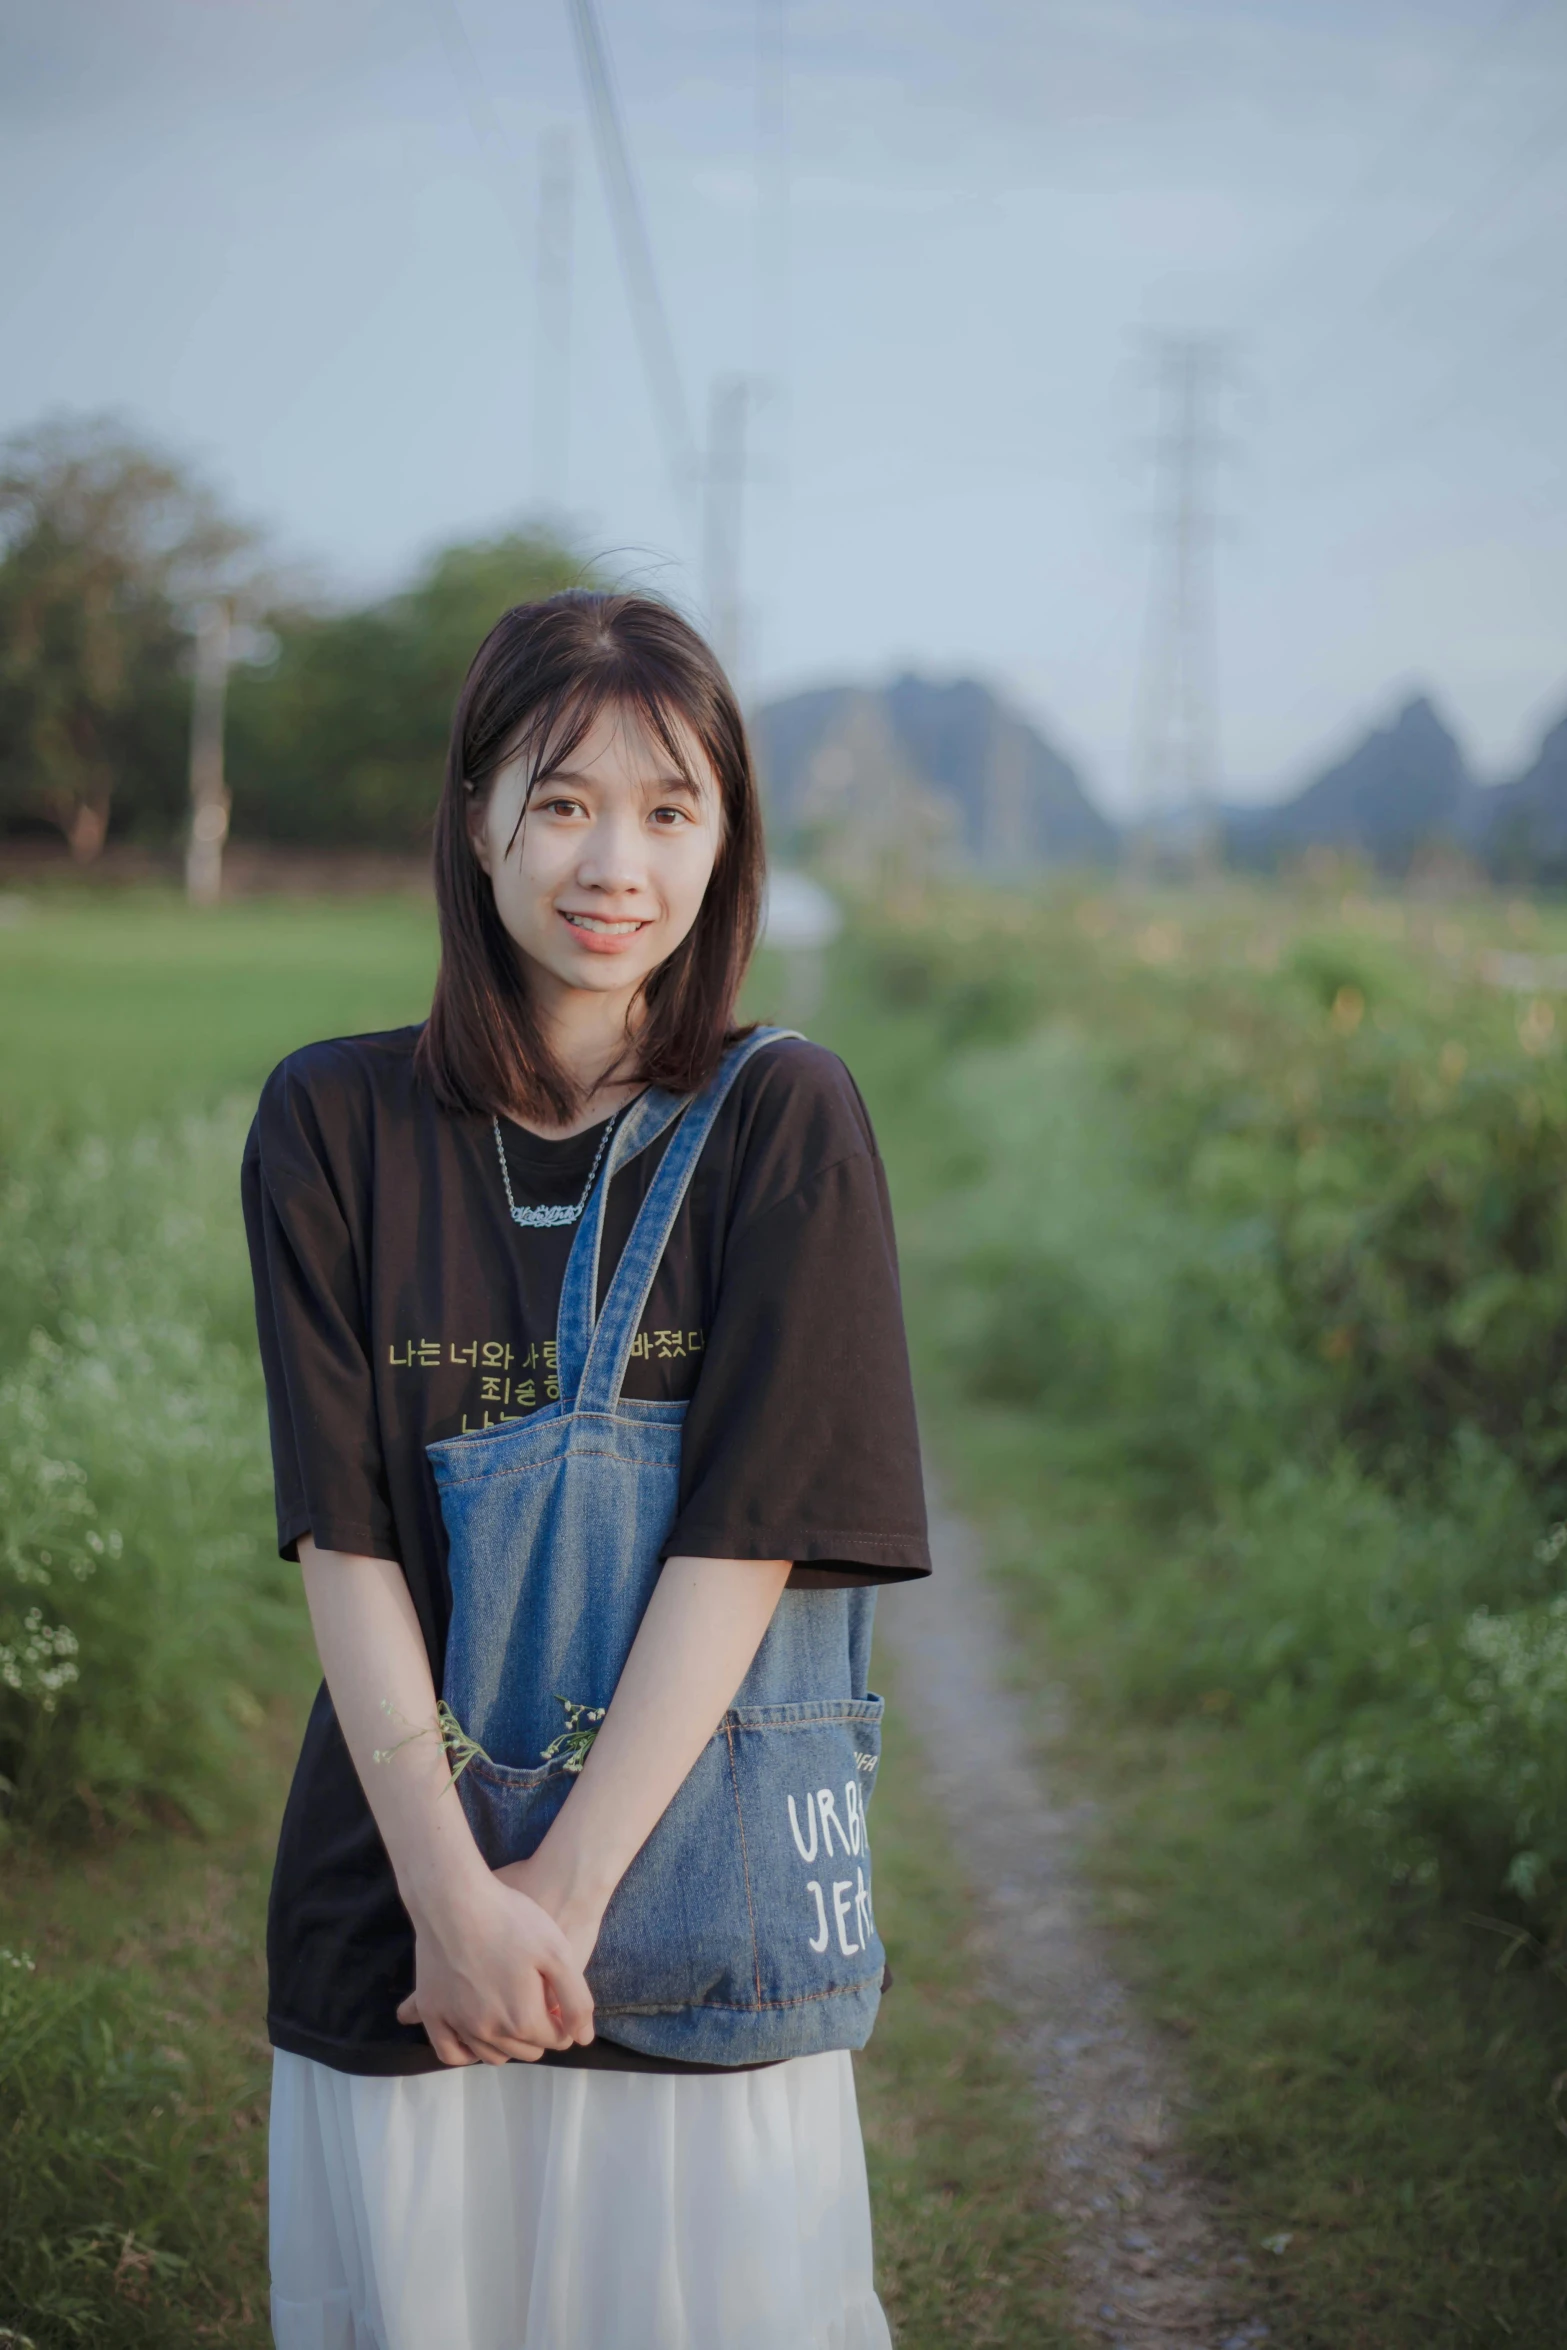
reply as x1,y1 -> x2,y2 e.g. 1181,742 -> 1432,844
243,1026 -> 930,2077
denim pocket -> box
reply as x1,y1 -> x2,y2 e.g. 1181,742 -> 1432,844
455,1750 -> 575,1871
454,1694 -> 885,2023
723,1696 -> 886,2009
456,1733 -> 758,2016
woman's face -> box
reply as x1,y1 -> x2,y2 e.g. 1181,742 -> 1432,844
471,701 -> 723,1014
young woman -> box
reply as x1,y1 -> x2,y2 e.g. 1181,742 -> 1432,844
244,591 -> 930,2350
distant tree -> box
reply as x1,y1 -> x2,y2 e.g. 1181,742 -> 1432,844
227,533 -> 594,850
0,415 -> 256,858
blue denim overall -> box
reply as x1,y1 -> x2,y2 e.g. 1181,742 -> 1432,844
426,1030 -> 886,2066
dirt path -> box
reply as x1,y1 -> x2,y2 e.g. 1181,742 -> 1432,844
878,1498 -> 1269,2350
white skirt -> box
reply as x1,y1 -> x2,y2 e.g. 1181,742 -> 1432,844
269,2048 -> 891,2350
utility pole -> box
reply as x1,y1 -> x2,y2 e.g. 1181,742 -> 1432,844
1131,333 -> 1231,870
702,376 -> 755,685
533,126 -> 574,508
567,0 -> 699,521
754,0 -> 788,381
185,601 -> 231,907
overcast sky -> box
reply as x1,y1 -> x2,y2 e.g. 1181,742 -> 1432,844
3,0 -> 1565,810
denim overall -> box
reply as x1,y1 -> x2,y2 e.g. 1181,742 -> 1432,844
426,1030 -> 886,2066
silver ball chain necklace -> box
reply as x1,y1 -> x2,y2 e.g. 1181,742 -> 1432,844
491,1106 -> 623,1230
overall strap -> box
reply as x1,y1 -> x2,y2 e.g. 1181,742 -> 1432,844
556,1027 -> 801,1414
554,1082 -> 688,1405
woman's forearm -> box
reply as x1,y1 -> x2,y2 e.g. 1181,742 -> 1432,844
300,1536 -> 593,2064
297,1537 -> 488,1917
519,1554 -> 792,1938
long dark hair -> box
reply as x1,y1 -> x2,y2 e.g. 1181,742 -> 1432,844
415,591 -> 765,1126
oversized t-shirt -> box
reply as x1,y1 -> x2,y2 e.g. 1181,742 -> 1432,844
243,1026 -> 930,2077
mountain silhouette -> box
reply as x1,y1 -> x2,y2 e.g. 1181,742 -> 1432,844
755,675 -> 1115,873
1225,694 -> 1474,875
1473,707 -> 1567,884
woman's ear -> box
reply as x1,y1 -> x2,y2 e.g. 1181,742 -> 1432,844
463,781 -> 493,876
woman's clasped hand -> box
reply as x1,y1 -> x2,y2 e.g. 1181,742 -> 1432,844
395,1864 -> 596,2067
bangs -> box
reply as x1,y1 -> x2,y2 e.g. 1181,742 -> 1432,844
494,682 -> 720,861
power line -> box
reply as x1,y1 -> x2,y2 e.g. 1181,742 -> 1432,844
428,0 -> 532,266
1273,77 -> 1567,408
566,0 -> 699,513
429,0 -> 554,520
1306,273 -> 1567,485
1239,0 -> 1550,334
431,0 -> 696,528
1359,84 -> 1567,320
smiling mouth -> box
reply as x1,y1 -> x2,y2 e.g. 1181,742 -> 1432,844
560,911 -> 650,936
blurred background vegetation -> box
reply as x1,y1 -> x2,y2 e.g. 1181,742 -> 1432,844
0,416 -> 592,867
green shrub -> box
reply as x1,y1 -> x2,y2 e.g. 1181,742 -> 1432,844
925,1026 -> 1321,1508
892,896 -> 1567,1507
1314,1536 -> 1567,1939
857,895 -> 1567,1948
0,1109 -> 303,1836
1107,934 -> 1567,1493
1114,1435 -> 1540,1707
859,924 -> 1049,1048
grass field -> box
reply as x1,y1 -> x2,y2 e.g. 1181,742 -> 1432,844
0,888 -> 437,1135
0,885 -> 1066,2350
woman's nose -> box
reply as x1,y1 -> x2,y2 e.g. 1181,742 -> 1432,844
575,813 -> 647,893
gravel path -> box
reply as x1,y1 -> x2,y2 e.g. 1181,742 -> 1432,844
877,1498 -> 1269,2350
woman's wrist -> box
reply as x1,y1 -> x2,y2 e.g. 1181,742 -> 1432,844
398,1835 -> 494,1934
497,1834 -> 616,1944
525,1836 -> 618,1923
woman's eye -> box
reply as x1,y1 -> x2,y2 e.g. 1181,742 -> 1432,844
650,805 -> 691,827
542,798 -> 582,818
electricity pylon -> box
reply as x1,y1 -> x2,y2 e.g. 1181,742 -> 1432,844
1131,332 -> 1232,871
